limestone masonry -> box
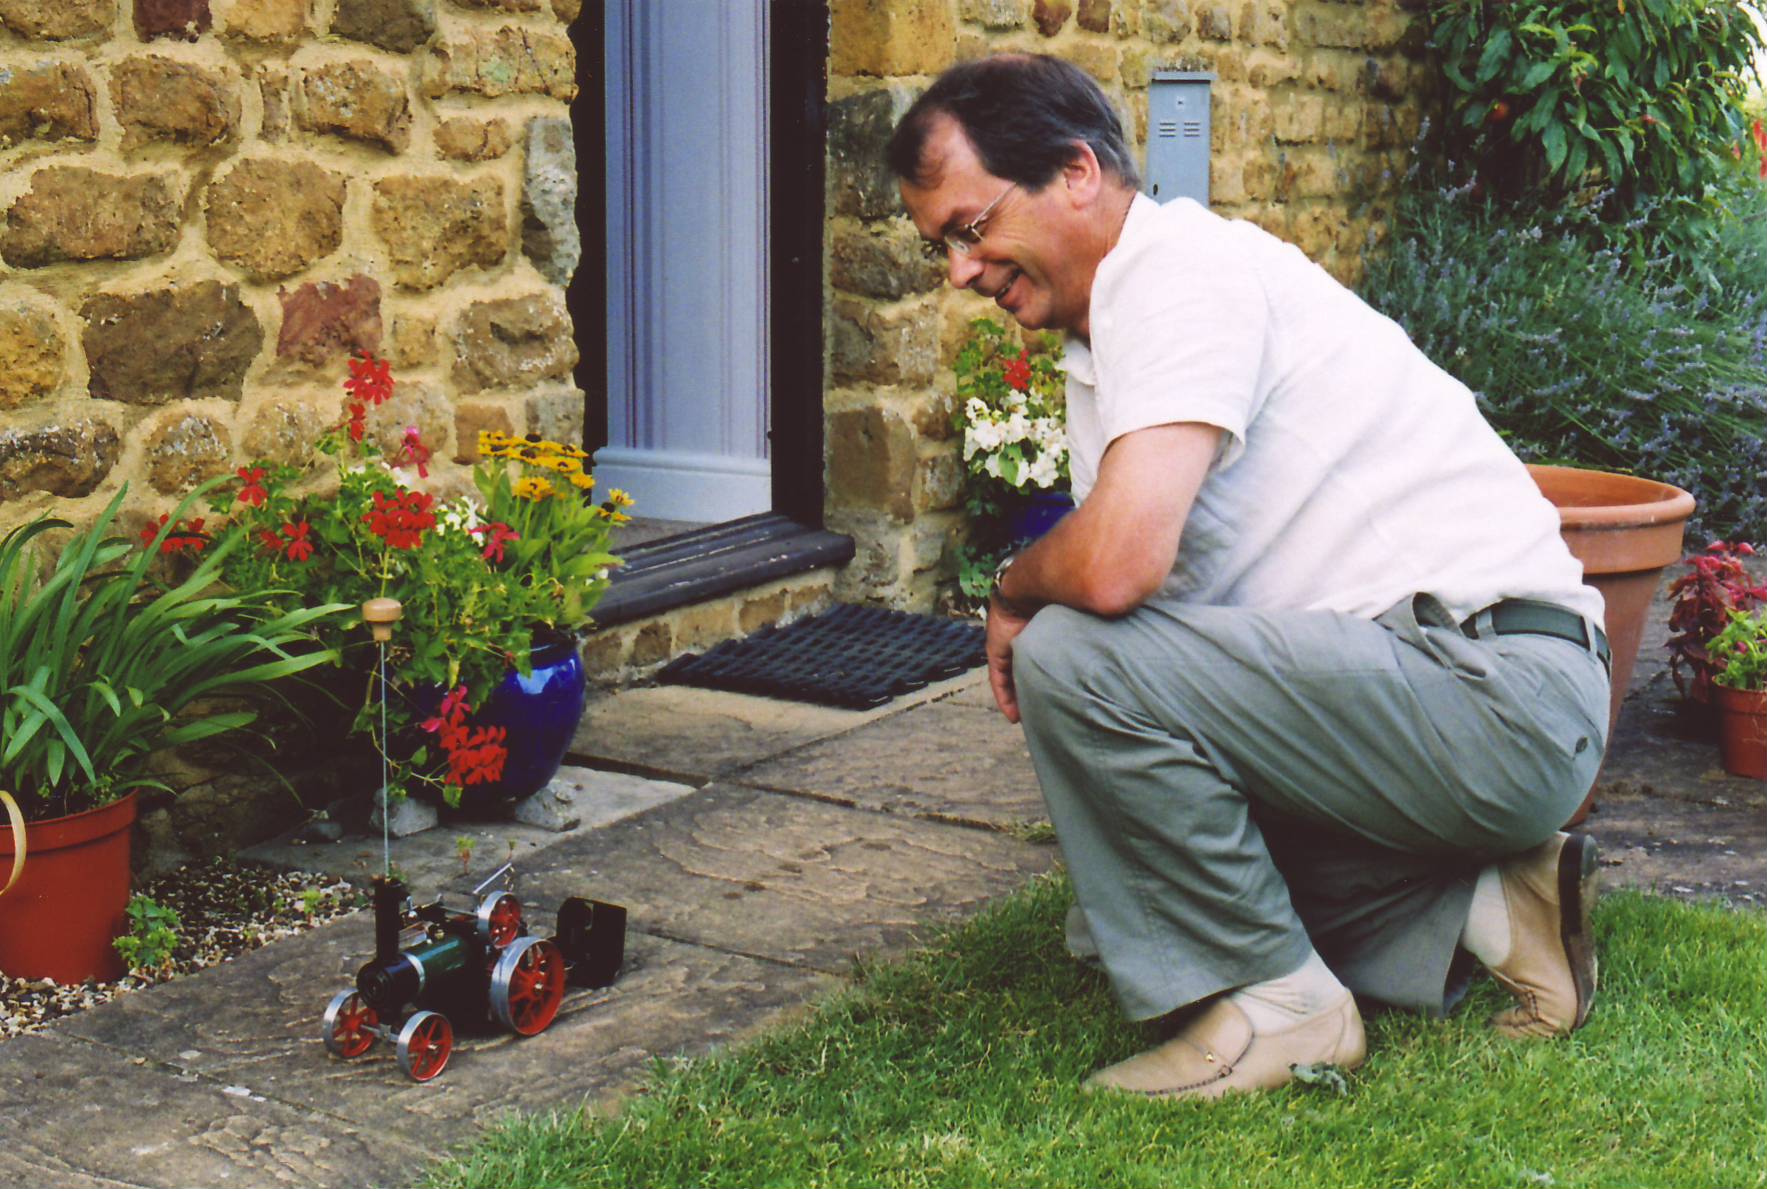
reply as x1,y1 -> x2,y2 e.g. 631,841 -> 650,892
0,0 -> 583,539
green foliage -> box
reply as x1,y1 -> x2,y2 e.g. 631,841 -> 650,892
1427,0 -> 1765,259
1707,606 -> 1767,688
0,484 -> 345,821
427,879 -> 1767,1188
112,895 -> 181,973
1356,183 -> 1767,543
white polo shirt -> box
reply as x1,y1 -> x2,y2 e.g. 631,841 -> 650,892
1062,194 -> 1601,625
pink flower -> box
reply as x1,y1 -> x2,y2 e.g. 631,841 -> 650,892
470,522 -> 520,563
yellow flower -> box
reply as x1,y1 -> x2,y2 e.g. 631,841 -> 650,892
512,476 -> 556,501
569,472 -> 595,490
608,487 -> 635,508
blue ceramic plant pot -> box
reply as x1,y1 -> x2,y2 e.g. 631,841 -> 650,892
445,633 -> 586,812
1007,491 -> 1076,545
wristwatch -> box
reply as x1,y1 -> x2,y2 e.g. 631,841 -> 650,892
990,553 -> 1032,617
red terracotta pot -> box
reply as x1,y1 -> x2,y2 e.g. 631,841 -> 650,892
1712,685 -> 1767,780
0,792 -> 137,983
1527,465 -> 1697,826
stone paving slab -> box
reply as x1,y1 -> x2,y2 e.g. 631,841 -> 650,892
1582,789 -> 1767,909
519,784 -> 1058,975
0,1031 -> 427,1189
738,699 -> 1046,829
569,673 -> 983,783
58,910 -> 841,1148
242,766 -> 698,889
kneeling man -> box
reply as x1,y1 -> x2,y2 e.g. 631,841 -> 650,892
888,54 -> 1610,1099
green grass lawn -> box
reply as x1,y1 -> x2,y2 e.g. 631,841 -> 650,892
428,875 -> 1766,1189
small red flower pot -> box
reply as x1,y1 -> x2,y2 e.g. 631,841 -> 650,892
0,793 -> 137,983
1713,685 -> 1767,780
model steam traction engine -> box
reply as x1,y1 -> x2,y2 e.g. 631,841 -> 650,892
322,874 -> 627,1081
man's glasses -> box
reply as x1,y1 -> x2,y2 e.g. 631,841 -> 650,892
920,182 -> 1018,262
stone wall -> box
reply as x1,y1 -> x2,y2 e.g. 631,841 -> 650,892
823,0 -> 1434,608
0,0 -> 584,540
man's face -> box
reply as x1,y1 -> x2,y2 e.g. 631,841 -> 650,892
899,116 -> 1095,335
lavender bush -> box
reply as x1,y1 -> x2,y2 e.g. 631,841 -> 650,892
1358,183 -> 1767,542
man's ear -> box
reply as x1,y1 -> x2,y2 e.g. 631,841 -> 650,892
1062,141 -> 1105,208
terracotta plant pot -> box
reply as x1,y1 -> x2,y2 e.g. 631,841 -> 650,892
1527,465 -> 1697,825
1712,685 -> 1767,779
0,792 -> 138,983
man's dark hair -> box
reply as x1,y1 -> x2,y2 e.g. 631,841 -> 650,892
886,54 -> 1140,191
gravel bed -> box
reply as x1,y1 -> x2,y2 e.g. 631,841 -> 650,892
1,859 -> 366,1041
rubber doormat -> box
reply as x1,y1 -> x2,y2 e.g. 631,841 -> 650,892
657,603 -> 985,709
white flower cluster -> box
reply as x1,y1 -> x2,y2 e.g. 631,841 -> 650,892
961,394 -> 1069,492
434,497 -> 484,536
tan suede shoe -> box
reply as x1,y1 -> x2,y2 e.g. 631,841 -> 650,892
1084,992 -> 1366,1100
1489,832 -> 1600,1039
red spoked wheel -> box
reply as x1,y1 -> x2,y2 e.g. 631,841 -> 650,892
489,936 -> 567,1036
323,989 -> 378,1058
476,891 -> 524,949
396,1011 -> 453,1082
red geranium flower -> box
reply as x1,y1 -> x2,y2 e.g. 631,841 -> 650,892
396,426 -> 432,480
280,520 -> 314,562
236,466 -> 268,507
469,522 -> 520,563
344,352 -> 394,408
363,490 -> 436,550
1003,350 -> 1032,392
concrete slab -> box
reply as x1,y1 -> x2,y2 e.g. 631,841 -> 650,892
242,765 -> 697,890
568,673 -> 986,783
519,784 -> 1057,974
1581,789 -> 1767,908
0,1031 -> 427,1189
738,700 -> 1046,829
59,911 -> 841,1138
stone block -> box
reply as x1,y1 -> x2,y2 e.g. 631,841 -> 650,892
509,777 -> 582,833
1273,94 -> 1324,143
1076,0 -> 1110,32
2,168 -> 180,268
1240,0 -> 1288,50
0,0 -> 112,38
0,62 -> 99,148
830,218 -> 944,301
298,59 -> 411,153
830,0 -> 955,78
388,312 -> 436,367
916,447 -> 963,512
628,619 -> 671,668
452,401 -> 516,463
242,393 -> 331,465
111,55 -> 239,150
737,588 -> 789,634
145,412 -> 232,494
1144,0 -> 1192,43
451,291 -> 577,392
523,386 -> 584,446
1032,0 -> 1069,36
363,379 -> 450,459
420,26 -> 576,101
83,281 -> 262,405
1066,38 -> 1119,83
1197,1 -> 1231,39
578,623 -> 630,676
435,115 -> 513,160
1296,2 -> 1407,51
371,174 -> 507,290
1365,55 -> 1409,102
259,67 -> 289,139
672,600 -> 739,654
0,417 -> 118,502
214,0 -> 306,40
909,382 -> 955,441
135,0 -> 212,40
521,116 -> 579,286
1246,49 -> 1299,87
829,295 -> 939,387
332,0 -> 434,53
828,85 -> 916,220
0,303 -> 64,409
453,0 -> 544,9
552,0 -> 581,20
276,275 -> 382,367
960,0 -> 1024,30
827,403 -> 917,521
207,158 -> 345,281
1323,97 -> 1363,143
369,793 -> 437,836
1118,41 -> 1151,88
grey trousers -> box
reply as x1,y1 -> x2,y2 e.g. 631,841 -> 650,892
1011,593 -> 1610,1021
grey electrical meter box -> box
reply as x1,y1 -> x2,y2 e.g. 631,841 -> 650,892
1145,71 -> 1214,205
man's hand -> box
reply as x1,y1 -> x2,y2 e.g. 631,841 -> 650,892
986,592 -> 1035,723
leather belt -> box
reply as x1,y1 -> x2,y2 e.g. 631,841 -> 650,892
1462,598 -> 1611,668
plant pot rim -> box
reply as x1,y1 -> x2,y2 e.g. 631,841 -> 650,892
1525,464 -> 1696,531
1712,683 -> 1767,710
0,790 -> 139,858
